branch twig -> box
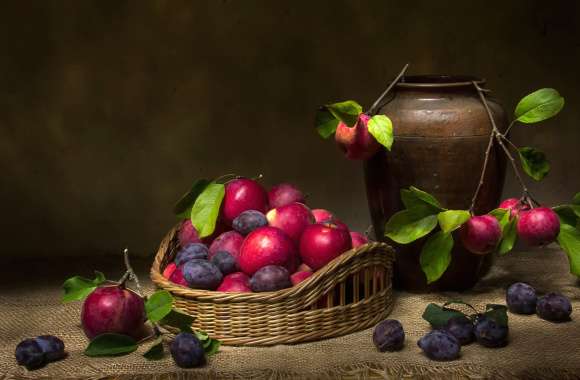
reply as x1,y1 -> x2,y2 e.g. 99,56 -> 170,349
367,63 -> 409,116
119,248 -> 145,298
472,82 -> 537,208
469,129 -> 495,214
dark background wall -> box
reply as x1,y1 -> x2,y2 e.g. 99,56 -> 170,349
1,0 -> 579,258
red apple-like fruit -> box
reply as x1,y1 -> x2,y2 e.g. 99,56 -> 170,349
266,202 -> 314,243
296,262 -> 313,272
499,198 -> 530,217
178,219 -> 201,248
222,178 -> 268,225
350,232 -> 368,248
299,223 -> 352,270
311,209 -> 348,229
208,230 -> 244,259
517,207 -> 560,246
335,113 -> 380,160
268,183 -> 305,209
238,226 -> 298,275
81,285 -> 146,340
459,215 -> 502,255
311,209 -> 334,223
290,271 -> 313,286
163,262 -> 177,279
169,266 -> 189,287
217,272 -> 252,292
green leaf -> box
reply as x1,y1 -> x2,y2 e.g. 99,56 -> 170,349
194,330 -> 209,341
145,290 -> 173,323
190,183 -> 226,238
174,179 -> 211,219
315,107 -> 339,139
421,303 -> 466,329
518,147 -> 550,181
573,192 -> 580,205
557,223 -> 580,276
62,271 -> 106,303
554,205 -> 579,227
84,333 -> 137,357
489,208 -> 511,232
498,218 -> 517,255
367,115 -> 394,150
203,339 -> 221,356
325,100 -> 363,127
384,208 -> 438,244
160,309 -> 194,333
420,231 -> 454,284
484,304 -> 509,327
194,330 -> 221,356
143,337 -> 165,360
437,210 -> 470,233
408,186 -> 443,209
514,88 -> 565,124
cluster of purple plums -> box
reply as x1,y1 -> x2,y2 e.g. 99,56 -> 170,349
163,179 -> 368,294
372,283 -> 572,361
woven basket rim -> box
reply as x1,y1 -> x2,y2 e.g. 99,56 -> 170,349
150,225 -> 395,302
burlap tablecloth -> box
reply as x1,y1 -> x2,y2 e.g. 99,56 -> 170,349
1,247 -> 579,380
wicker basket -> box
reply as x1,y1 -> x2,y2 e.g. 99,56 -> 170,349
150,225 -> 396,346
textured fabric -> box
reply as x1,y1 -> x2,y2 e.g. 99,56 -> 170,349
1,248 -> 579,380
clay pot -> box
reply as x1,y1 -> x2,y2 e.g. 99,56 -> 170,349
364,75 -> 507,292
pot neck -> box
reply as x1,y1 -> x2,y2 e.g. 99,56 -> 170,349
394,75 -> 487,94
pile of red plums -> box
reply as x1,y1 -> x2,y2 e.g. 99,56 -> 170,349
460,198 -> 560,255
163,179 -> 369,292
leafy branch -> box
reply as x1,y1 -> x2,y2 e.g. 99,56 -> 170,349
315,64 -> 410,151
382,84 -> 580,283
62,250 -> 221,360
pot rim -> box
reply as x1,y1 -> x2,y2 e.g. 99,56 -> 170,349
396,75 -> 486,88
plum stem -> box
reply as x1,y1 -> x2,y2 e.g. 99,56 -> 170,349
367,63 -> 410,116
471,82 -> 538,212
